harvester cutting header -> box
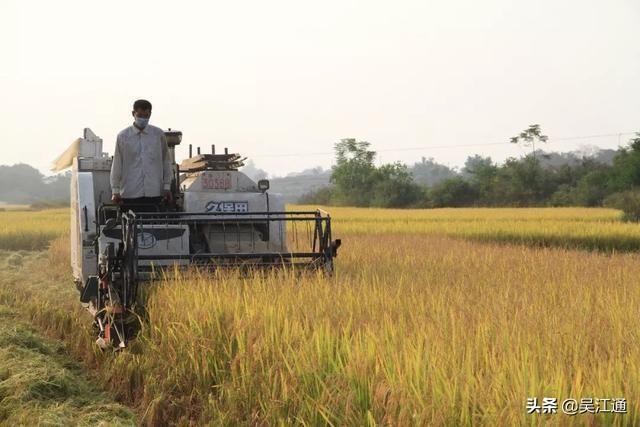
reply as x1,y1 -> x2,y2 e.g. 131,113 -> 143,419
54,119 -> 340,349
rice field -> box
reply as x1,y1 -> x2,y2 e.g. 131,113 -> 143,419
0,206 -> 638,425
0,208 -> 68,251
0,206 -> 634,253
305,206 -> 637,252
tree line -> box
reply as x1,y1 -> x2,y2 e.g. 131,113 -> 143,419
300,131 -> 640,219
0,164 -> 70,205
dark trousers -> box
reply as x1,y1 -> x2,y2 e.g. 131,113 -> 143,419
121,196 -> 163,213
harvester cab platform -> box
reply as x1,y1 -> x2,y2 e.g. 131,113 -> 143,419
55,128 -> 341,349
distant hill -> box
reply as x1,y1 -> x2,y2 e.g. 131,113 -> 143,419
239,162 -> 332,203
269,170 -> 332,203
542,148 -> 616,167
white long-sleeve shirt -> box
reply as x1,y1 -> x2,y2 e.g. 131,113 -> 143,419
110,124 -> 172,198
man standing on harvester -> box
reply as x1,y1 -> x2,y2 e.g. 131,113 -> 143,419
110,99 -> 172,210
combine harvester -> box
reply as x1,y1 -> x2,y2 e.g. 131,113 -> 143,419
54,128 -> 341,349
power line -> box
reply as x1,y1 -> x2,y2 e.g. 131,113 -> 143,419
250,131 -> 637,159
552,132 -> 635,141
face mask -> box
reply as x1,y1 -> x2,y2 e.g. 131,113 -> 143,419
134,117 -> 150,128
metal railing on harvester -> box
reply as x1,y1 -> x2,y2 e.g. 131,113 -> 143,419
119,209 -> 340,270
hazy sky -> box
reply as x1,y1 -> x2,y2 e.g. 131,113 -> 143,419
1,0 -> 638,177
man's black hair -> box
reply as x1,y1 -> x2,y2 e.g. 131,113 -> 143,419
133,99 -> 152,111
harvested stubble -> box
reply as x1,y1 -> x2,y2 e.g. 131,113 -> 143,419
0,297 -> 134,425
